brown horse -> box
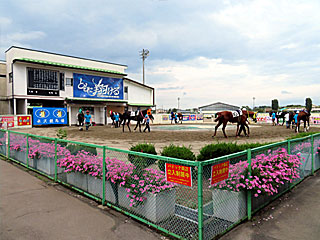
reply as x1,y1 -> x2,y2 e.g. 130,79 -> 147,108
242,110 -> 257,123
212,111 -> 250,138
296,110 -> 311,132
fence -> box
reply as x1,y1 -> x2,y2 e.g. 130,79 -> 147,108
0,129 -> 319,240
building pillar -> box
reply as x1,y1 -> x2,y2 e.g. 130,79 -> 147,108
13,98 -> 17,115
68,105 -> 72,126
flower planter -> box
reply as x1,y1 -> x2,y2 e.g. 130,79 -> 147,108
314,153 -> 320,171
212,189 -> 246,223
87,175 -> 104,198
10,150 -> 27,164
34,156 -> 62,176
0,144 -> 6,155
299,153 -> 312,171
113,186 -> 176,223
66,172 -> 88,192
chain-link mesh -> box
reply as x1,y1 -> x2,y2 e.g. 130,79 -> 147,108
56,140 -> 103,199
313,135 -> 320,171
0,131 -> 7,156
105,148 -> 199,240
290,138 -> 312,179
203,152 -> 248,240
9,132 -> 27,165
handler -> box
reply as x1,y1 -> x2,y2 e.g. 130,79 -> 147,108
84,110 -> 92,131
143,112 -> 151,132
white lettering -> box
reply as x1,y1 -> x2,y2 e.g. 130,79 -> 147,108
77,77 -> 121,97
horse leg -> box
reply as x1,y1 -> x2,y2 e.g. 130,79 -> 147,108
222,122 -> 228,138
304,120 -> 307,132
122,119 -> 126,132
307,118 -> 310,131
236,123 -> 240,137
245,122 -> 250,136
212,121 -> 222,137
127,120 -> 131,132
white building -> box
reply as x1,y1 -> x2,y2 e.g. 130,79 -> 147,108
1,46 -> 154,125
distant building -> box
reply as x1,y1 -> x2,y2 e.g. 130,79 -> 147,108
198,102 -> 240,118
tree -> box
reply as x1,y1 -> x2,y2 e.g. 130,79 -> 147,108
306,98 -> 312,112
271,99 -> 279,111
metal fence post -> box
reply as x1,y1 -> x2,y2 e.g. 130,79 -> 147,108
7,131 -> 10,158
102,146 -> 106,205
197,162 -> 203,240
288,140 -> 291,154
247,149 -> 252,220
54,138 -> 58,182
26,134 -> 29,167
311,135 -> 314,175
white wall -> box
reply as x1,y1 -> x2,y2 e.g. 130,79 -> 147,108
124,80 -> 153,105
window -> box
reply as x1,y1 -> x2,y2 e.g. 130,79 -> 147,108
124,86 -> 128,93
27,68 -> 58,90
66,78 -> 73,86
9,72 -> 13,83
60,72 -> 65,91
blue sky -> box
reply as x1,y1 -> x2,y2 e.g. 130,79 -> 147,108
1,0 -> 320,109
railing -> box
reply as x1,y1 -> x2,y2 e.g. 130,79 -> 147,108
0,128 -> 319,240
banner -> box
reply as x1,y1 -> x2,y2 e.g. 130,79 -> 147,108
17,116 -> 31,126
165,163 -> 192,187
211,161 -> 230,185
33,108 -> 68,125
73,73 -> 123,99
0,116 -> 14,128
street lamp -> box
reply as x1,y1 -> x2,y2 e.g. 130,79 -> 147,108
177,97 -> 180,110
253,97 -> 256,110
140,49 -> 149,85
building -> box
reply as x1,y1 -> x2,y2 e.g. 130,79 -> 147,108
198,102 -> 240,117
1,46 -> 154,125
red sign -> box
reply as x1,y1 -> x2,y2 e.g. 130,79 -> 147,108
165,163 -> 192,187
18,116 -> 31,126
0,116 -> 14,128
211,161 -> 230,185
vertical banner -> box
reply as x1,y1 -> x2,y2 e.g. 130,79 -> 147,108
73,73 -> 123,100
33,107 -> 68,125
211,161 -> 230,185
17,116 -> 31,126
165,163 -> 192,187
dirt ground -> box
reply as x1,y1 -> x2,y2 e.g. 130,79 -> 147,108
16,123 -> 320,154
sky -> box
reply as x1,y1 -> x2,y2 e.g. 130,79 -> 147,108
1,0 -> 320,109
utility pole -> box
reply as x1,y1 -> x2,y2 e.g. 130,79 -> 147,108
178,97 -> 180,110
140,49 -> 149,85
253,97 -> 255,110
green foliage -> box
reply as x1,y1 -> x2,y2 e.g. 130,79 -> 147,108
66,144 -> 97,155
271,99 -> 279,111
158,144 -> 196,172
287,132 -> 319,140
197,142 -> 266,161
56,128 -> 67,140
128,143 -> 157,169
306,98 -> 312,112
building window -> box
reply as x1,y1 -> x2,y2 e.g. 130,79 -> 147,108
27,68 -> 58,90
66,78 -> 73,86
60,72 -> 65,91
124,86 -> 128,93
9,72 -> 13,83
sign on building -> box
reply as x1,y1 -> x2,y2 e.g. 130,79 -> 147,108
0,116 -> 14,128
33,108 -> 68,125
165,163 -> 192,187
18,116 -> 31,126
211,161 -> 230,185
73,73 -> 123,100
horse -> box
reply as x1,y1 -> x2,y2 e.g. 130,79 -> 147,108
120,109 -> 154,132
212,111 -> 250,138
177,113 -> 183,124
296,110 -> 311,132
242,110 -> 257,123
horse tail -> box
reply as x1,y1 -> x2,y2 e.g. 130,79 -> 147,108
214,113 -> 222,122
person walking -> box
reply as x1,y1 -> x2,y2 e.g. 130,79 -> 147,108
84,110 -> 92,131
114,112 -> 119,128
143,113 -> 151,132
272,111 -> 276,126
285,112 -> 290,129
77,108 -> 84,131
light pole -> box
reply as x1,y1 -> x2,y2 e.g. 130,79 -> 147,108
140,49 -> 149,85
253,97 -> 255,110
177,97 -> 180,110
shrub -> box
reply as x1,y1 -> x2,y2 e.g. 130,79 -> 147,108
287,132 -> 319,140
128,143 -> 157,169
56,128 -> 67,140
66,144 -> 97,156
158,144 -> 196,172
197,142 -> 266,161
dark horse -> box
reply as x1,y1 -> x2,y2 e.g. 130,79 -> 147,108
120,109 -> 154,132
242,110 -> 257,123
177,113 -> 183,124
212,111 -> 250,138
296,110 -> 311,132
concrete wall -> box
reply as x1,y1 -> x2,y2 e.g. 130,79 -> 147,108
124,80 -> 153,105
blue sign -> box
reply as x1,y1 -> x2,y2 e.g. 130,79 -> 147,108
33,107 -> 68,125
73,73 -> 123,99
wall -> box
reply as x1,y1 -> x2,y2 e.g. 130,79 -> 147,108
0,115 -> 32,129
125,80 -> 153,105
152,114 -> 204,124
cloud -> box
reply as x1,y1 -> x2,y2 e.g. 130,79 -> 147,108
157,86 -> 184,91
281,90 -> 292,94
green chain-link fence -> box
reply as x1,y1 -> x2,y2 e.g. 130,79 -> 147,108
1,129 -> 320,240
